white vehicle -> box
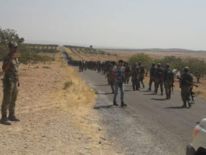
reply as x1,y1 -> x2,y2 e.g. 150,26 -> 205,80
186,118 -> 206,155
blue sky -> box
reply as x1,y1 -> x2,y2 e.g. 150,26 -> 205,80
0,0 -> 206,49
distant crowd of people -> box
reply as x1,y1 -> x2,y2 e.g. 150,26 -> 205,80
77,59 -> 196,109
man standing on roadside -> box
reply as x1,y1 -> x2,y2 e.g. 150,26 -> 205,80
1,42 -> 20,125
113,60 -> 127,107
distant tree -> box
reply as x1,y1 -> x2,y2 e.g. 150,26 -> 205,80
0,28 -> 24,46
184,58 -> 206,83
159,56 -> 185,70
128,53 -> 152,69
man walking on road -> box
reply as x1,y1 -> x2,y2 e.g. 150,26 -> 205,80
131,63 -> 140,91
154,63 -> 164,95
1,42 -> 20,125
113,60 -> 127,107
139,62 -> 145,89
179,67 -> 194,108
148,63 -> 156,91
164,64 -> 174,99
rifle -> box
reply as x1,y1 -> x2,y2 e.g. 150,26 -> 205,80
177,76 -> 198,88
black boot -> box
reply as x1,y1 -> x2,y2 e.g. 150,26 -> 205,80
121,102 -> 127,108
8,115 -> 20,122
113,101 -> 118,106
1,116 -> 11,125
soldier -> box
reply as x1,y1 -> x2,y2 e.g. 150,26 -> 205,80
79,60 -> 83,72
1,42 -> 20,125
148,63 -> 156,91
164,64 -> 174,99
113,60 -> 127,107
179,67 -> 194,108
124,63 -> 130,84
131,64 -> 140,91
106,62 -> 115,93
154,63 -> 164,95
139,62 -> 145,89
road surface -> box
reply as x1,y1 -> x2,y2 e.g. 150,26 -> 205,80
80,69 -> 206,155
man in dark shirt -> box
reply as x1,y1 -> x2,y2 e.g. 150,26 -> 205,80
179,67 -> 194,108
1,42 -> 20,125
154,63 -> 164,95
164,64 -> 174,99
148,63 -> 156,91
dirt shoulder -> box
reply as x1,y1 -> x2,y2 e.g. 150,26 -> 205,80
0,53 -> 117,155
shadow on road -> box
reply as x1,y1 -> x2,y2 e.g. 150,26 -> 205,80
151,98 -> 167,101
141,90 -> 153,92
124,89 -> 133,92
165,106 -> 186,109
94,105 -> 113,109
143,93 -> 155,95
95,92 -> 113,95
95,84 -> 108,86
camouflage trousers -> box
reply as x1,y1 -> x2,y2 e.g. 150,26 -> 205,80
181,86 -> 191,106
113,82 -> 124,103
155,79 -> 163,94
164,82 -> 173,99
132,78 -> 140,91
148,76 -> 155,91
1,78 -> 18,118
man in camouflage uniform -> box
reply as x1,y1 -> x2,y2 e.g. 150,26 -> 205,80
154,63 -> 164,95
106,62 -> 115,93
179,67 -> 194,108
124,63 -> 130,84
113,60 -> 127,107
164,64 -> 174,99
148,63 -> 156,91
131,63 -> 140,91
139,62 -> 145,89
1,42 -> 20,125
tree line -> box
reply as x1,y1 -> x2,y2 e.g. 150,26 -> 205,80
129,53 -> 206,83
0,28 -> 56,63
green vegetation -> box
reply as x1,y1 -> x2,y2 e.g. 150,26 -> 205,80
129,53 -> 153,69
0,28 -> 56,64
18,46 -> 55,64
129,54 -> 206,82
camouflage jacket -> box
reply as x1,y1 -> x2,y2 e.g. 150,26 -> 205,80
3,56 -> 19,81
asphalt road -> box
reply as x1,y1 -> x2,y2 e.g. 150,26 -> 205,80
80,69 -> 206,155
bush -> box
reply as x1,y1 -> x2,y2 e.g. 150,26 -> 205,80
128,53 -> 153,69
18,46 -> 54,64
128,54 -> 206,82
0,45 -> 8,61
159,56 -> 185,70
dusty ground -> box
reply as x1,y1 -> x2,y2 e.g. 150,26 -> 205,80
0,53 -> 118,155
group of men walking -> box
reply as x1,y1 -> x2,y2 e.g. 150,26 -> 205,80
104,60 -> 196,109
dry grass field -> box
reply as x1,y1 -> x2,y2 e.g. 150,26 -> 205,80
0,52 -> 117,154
65,47 -> 129,61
